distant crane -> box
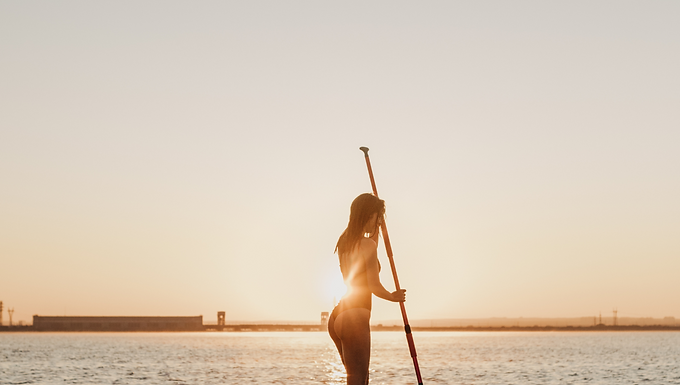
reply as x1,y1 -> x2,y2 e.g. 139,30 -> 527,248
8,308 -> 14,327
613,308 -> 618,326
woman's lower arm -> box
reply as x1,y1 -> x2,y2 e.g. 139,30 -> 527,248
371,284 -> 396,301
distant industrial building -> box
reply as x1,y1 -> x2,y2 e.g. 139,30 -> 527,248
32,316 -> 203,331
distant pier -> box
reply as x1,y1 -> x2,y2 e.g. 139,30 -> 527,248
4,323 -> 680,332
0,313 -> 330,332
1,312 -> 679,332
205,324 -> 325,332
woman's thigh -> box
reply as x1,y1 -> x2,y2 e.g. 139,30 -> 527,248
334,309 -> 371,378
328,308 -> 344,364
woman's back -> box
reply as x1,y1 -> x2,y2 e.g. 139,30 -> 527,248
339,239 -> 377,312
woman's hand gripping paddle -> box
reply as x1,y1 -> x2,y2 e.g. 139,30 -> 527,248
359,147 -> 424,385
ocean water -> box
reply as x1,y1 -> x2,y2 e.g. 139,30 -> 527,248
1,331 -> 680,384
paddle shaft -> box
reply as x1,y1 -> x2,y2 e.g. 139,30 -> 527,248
359,147 -> 423,385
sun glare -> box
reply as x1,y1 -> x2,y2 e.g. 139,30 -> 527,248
325,272 -> 347,306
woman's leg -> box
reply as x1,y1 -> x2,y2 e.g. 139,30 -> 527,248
328,306 -> 345,366
334,308 -> 371,385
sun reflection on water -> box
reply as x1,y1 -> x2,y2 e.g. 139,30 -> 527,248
322,345 -> 346,384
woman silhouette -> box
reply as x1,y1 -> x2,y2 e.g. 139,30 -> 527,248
328,193 -> 406,385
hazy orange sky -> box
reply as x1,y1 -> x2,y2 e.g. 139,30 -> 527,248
1,1 -> 679,324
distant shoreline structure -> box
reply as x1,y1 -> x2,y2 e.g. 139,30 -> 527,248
376,315 -> 680,328
3,324 -> 680,333
374,324 -> 680,332
0,313 -> 679,332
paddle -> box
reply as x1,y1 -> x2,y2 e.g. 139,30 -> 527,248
359,147 -> 424,385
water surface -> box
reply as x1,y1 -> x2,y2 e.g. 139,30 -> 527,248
2,331 -> 679,384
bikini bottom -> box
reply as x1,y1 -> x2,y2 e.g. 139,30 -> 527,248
328,297 -> 371,355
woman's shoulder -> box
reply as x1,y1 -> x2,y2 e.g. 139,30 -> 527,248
358,238 -> 379,269
359,237 -> 378,251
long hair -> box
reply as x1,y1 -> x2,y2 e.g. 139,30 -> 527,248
335,193 -> 385,257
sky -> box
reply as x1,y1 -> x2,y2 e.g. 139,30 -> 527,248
1,1 -> 679,324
